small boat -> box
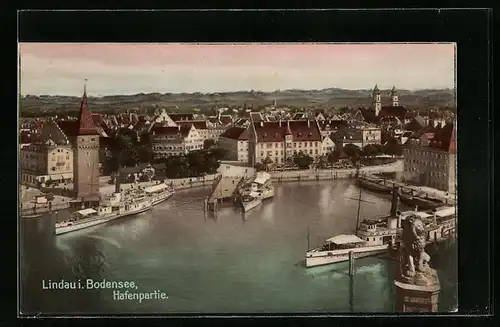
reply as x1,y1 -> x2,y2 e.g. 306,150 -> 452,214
357,177 -> 392,193
305,234 -> 389,267
241,191 -> 262,212
55,192 -> 152,235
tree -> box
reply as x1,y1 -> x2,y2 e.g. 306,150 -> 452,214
383,139 -> 403,157
210,148 -> 227,161
362,144 -> 380,158
327,148 -> 342,163
254,162 -> 266,172
186,150 -> 206,176
203,139 -> 216,150
262,156 -> 273,171
137,145 -> 153,164
343,144 -> 361,159
293,152 -> 314,169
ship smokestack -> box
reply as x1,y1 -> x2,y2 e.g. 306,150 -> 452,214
390,185 -> 399,216
115,165 -> 121,194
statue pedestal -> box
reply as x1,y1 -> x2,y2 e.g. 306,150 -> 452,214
394,268 -> 440,312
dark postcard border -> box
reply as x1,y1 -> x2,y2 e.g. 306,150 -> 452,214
14,9 -> 493,322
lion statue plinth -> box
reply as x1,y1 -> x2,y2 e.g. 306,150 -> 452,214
399,215 -> 434,286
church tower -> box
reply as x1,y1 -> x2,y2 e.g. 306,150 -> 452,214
73,82 -> 101,201
390,86 -> 399,107
372,84 -> 382,116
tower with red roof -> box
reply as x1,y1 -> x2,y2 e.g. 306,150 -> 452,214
73,81 -> 101,202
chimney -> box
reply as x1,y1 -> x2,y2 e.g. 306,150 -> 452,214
279,119 -> 282,127
390,186 -> 399,216
307,119 -> 310,128
260,121 -> 264,127
178,125 -> 181,131
287,120 -> 290,130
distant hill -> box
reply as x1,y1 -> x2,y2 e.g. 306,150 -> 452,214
19,87 -> 455,116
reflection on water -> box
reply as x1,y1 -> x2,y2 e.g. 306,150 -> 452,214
19,181 -> 456,314
260,202 -> 275,223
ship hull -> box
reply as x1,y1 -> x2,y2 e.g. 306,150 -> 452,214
305,244 -> 389,268
242,199 -> 262,212
357,179 -> 392,193
398,192 -> 442,210
151,191 -> 174,206
55,205 -> 152,236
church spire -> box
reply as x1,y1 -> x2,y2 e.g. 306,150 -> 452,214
77,79 -> 99,135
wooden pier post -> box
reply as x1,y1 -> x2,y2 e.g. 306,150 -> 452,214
349,251 -> 355,276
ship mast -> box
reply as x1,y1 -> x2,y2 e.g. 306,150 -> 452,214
355,187 -> 362,231
307,225 -> 310,251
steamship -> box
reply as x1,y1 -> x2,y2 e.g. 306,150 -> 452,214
54,179 -> 174,236
305,186 -> 456,267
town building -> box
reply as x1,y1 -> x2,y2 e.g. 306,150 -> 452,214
150,124 -> 201,159
248,119 -> 323,167
218,126 -> 250,163
321,135 -> 336,155
360,125 -> 382,147
354,85 -> 408,129
317,119 -> 348,138
332,128 -> 364,149
403,123 -> 456,193
20,139 -> 73,186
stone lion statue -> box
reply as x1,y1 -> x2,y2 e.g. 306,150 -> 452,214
400,215 -> 430,278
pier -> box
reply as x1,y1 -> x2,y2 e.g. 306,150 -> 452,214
204,175 -> 245,213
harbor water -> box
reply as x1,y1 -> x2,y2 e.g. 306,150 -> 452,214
19,180 -> 457,315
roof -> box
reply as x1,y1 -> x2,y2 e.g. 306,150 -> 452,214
144,183 -> 169,193
152,163 -> 167,169
358,108 -> 379,124
76,208 -> 97,216
325,234 -> 364,244
253,120 -> 322,143
76,88 -> 100,135
151,124 -> 191,138
428,123 -> 455,152
253,172 -> 271,184
250,112 -> 264,122
121,166 -> 141,174
168,113 -> 194,121
433,206 -> 455,217
292,113 -> 306,120
338,128 -> 363,141
317,119 -> 348,131
220,126 -> 249,140
219,115 -> 233,125
137,162 -> 151,170
380,106 -> 407,120
176,120 -> 208,130
39,119 -> 70,145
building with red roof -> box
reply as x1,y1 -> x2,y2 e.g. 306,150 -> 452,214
150,123 -> 200,159
218,126 -> 250,163
403,122 -> 456,193
248,119 -> 323,166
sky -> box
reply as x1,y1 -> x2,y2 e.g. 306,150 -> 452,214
19,43 -> 456,96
